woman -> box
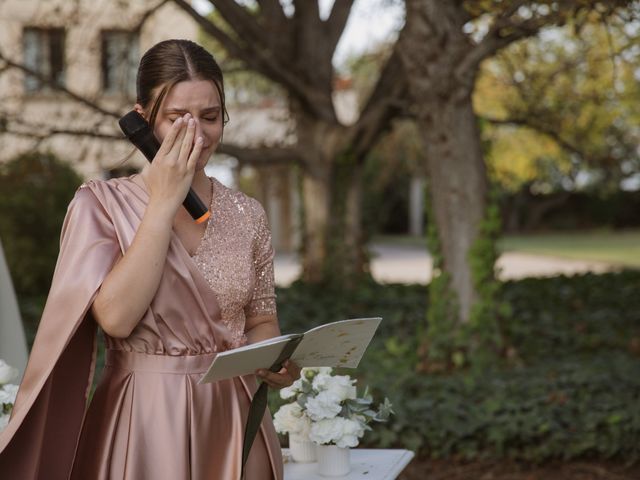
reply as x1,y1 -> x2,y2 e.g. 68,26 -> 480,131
0,39 -> 297,479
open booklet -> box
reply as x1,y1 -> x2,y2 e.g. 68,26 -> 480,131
198,317 -> 382,384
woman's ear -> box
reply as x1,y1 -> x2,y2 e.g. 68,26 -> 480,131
133,104 -> 146,119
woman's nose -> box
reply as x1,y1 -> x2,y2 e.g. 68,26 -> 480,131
193,118 -> 205,144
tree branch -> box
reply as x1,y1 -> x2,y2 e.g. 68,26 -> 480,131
3,127 -> 122,140
173,0 -> 250,64
1,114 -> 122,140
483,115 -> 584,159
256,0 -> 290,42
456,12 -> 547,83
132,0 -> 171,33
256,0 -> 287,23
459,0 -> 636,82
173,0 -> 328,120
0,49 -> 121,119
326,0 -> 355,53
292,0 -> 320,22
255,0 -> 293,66
218,142 -> 303,167
349,48 -> 409,159
207,0 -> 268,47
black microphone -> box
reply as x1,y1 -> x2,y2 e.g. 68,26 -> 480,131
118,110 -> 211,224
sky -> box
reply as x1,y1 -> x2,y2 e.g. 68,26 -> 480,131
192,0 -> 403,68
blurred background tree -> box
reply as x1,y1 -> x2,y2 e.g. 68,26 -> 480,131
476,12 -> 640,232
174,0 -> 408,287
398,0 -> 636,367
0,152 -> 82,297
480,15 -> 640,195
0,152 -> 82,344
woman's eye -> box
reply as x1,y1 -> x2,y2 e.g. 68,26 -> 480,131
203,116 -> 218,122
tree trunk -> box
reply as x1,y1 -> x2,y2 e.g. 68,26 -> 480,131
344,165 -> 367,276
400,0 -> 489,326
326,152 -> 368,284
295,104 -> 367,285
299,158 -> 367,285
300,170 -> 330,283
421,99 -> 488,324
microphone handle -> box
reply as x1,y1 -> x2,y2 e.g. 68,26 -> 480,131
136,130 -> 210,224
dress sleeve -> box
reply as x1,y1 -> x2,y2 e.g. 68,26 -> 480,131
0,183 -> 122,474
244,203 -> 277,319
61,185 -> 120,256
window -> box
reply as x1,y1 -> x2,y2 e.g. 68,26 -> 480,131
22,27 -> 66,92
101,31 -> 138,98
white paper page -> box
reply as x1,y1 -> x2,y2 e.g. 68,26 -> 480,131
198,318 -> 382,384
220,333 -> 296,354
198,336 -> 293,384
290,317 -> 381,368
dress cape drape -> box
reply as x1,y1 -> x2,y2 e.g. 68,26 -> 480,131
0,178 -> 283,479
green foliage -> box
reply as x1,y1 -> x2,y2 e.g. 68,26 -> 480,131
276,279 -> 427,340
317,149 -> 373,287
0,151 -> 82,297
466,187 -> 509,367
502,190 -> 640,232
360,119 -> 425,239
501,270 -> 640,361
500,228 -> 640,267
423,185 -> 507,369
363,353 -> 640,462
275,271 -> 640,462
477,17 -> 640,194
424,206 -> 459,367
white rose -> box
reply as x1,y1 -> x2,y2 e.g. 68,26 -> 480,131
309,417 -> 343,445
0,414 -> 8,432
0,360 -> 18,385
280,377 -> 304,400
312,374 -> 357,401
0,384 -> 19,406
309,417 -> 365,447
334,417 -> 365,448
305,390 -> 342,421
273,402 -> 311,436
300,367 -> 332,383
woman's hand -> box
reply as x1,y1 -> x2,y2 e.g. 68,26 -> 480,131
146,113 -> 203,217
256,360 -> 301,389
92,114 -> 203,339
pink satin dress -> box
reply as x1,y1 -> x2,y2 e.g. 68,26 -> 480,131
0,175 -> 283,480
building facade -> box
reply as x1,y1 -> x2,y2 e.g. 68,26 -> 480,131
0,0 -> 302,250
0,0 -> 197,177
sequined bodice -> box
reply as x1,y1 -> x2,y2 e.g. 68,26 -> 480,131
191,177 -> 276,347
101,175 -> 277,355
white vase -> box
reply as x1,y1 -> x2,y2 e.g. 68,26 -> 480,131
289,433 -> 317,463
316,444 -> 351,477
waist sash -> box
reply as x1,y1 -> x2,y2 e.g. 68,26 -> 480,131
105,349 -> 216,375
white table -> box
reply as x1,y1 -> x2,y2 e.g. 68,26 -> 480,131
282,448 -> 415,479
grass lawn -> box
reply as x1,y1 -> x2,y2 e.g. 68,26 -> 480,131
374,230 -> 640,268
498,229 -> 640,267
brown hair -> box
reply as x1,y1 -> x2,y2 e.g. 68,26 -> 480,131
137,39 -> 229,129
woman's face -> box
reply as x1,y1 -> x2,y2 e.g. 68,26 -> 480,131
138,79 -> 224,171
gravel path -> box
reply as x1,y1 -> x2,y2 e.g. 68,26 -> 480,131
274,243 -> 616,286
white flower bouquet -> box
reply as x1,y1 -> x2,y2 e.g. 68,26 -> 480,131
273,367 -> 393,449
0,359 -> 19,432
